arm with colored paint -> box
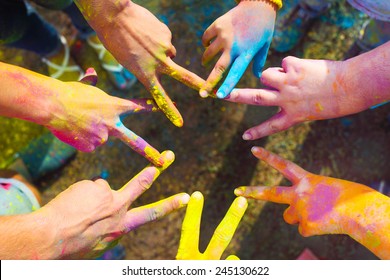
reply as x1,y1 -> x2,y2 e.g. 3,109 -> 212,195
235,147 -> 390,259
226,41 -> 390,140
176,191 -> 247,260
199,0 -> 279,98
73,0 -> 205,127
0,151 -> 190,259
0,62 -> 165,166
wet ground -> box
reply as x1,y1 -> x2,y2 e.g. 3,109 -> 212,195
0,0 -> 389,259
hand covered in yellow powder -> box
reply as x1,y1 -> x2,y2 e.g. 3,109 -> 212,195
37,151 -> 190,259
75,0 -> 205,127
225,42 -> 390,140
235,147 -> 390,259
176,191 -> 247,260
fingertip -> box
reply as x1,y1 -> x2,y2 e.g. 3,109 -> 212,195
236,196 -> 248,209
164,150 -> 175,162
199,90 -> 209,98
216,90 -> 226,99
234,187 -> 244,196
192,191 -> 203,200
179,193 -> 191,206
242,132 -> 253,140
251,146 -> 263,155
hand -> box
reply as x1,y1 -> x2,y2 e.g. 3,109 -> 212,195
234,147 -> 379,237
176,191 -> 247,260
90,2 -> 205,127
46,70 -> 166,166
199,1 -> 276,99
226,57 -> 371,140
40,150 -> 190,259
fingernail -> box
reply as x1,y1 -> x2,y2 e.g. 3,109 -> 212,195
251,146 -> 260,154
243,133 -> 252,140
237,196 -> 247,208
199,90 -> 209,98
164,150 -> 175,162
192,191 -> 203,200
180,193 -> 191,206
234,188 -> 244,196
216,91 -> 225,99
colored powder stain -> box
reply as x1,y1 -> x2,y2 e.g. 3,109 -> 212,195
307,184 -> 340,221
332,81 -> 338,93
0,183 -> 11,190
366,230 -> 381,248
144,146 -> 163,168
315,102 -> 324,113
151,86 -> 183,127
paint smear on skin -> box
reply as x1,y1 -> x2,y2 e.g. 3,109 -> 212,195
0,183 -> 11,190
315,102 -> 324,113
306,183 -> 340,221
151,85 -> 183,127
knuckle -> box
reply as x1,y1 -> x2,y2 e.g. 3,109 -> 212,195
213,229 -> 232,244
214,63 -> 227,75
138,176 -> 152,191
148,207 -> 163,221
252,92 -> 263,105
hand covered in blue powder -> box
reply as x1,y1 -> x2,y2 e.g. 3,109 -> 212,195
199,1 -> 277,99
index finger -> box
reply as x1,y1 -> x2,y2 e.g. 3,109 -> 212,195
149,77 -> 184,127
111,121 -> 165,166
117,150 -> 175,205
164,58 -> 206,91
234,186 -> 294,204
206,197 -> 248,259
251,147 -> 307,183
176,191 -> 204,259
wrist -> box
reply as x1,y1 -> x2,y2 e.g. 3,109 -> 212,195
75,0 -> 134,31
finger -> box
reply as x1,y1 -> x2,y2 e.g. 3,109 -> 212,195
226,255 -> 240,260
166,43 -> 177,59
124,193 -> 190,232
206,197 -> 248,259
93,178 -> 111,189
260,67 -> 285,89
242,110 -> 291,140
216,54 -> 253,98
118,150 -> 175,204
202,24 -> 217,47
225,88 -> 280,106
176,191 -> 204,259
202,38 -> 223,65
117,98 -> 160,116
235,186 -> 294,204
163,58 -> 206,92
111,122 -> 165,166
200,52 -> 232,97
253,43 -> 271,78
251,146 -> 307,183
149,77 -> 183,127
79,67 -> 98,86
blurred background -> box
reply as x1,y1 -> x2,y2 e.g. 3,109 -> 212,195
0,0 -> 389,259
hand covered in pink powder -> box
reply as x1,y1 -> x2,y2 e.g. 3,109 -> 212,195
199,1 -> 276,98
235,147 -> 390,259
45,69 -> 167,166
40,151 -> 190,259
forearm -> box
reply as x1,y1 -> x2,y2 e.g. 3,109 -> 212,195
0,211 -> 57,259
341,191 -> 390,259
74,0 -> 134,31
0,62 -> 66,126
343,41 -> 390,108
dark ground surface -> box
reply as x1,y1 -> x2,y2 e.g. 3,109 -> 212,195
0,0 -> 389,259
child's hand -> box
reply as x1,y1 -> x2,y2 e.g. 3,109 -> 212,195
226,57 -> 372,140
176,191 -> 247,260
200,1 -> 276,99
